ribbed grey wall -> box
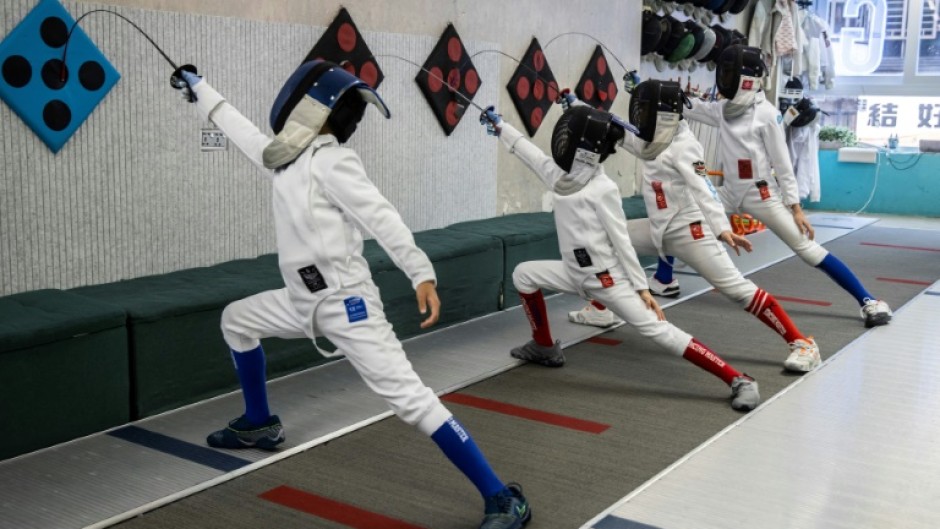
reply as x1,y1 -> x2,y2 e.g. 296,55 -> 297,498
0,2 -> 497,295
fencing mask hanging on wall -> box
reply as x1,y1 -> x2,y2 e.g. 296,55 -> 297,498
263,60 -> 391,170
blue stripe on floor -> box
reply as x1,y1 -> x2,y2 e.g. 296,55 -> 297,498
108,426 -> 251,472
925,291 -> 940,296
593,516 -> 666,529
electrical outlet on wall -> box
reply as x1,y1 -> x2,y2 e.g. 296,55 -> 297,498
201,129 -> 227,151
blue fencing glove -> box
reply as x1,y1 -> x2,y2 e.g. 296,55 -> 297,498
479,105 -> 502,136
170,65 -> 200,103
557,89 -> 578,110
623,70 -> 641,93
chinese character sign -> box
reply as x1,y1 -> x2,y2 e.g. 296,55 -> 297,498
856,96 -> 940,146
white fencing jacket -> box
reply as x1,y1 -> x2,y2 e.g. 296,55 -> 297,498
191,81 -> 435,319
620,121 -> 732,257
498,122 -> 649,292
684,92 -> 801,210
787,120 -> 822,202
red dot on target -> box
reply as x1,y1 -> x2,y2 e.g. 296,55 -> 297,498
533,79 -> 544,101
533,50 -> 545,72
445,100 -> 460,126
341,61 -> 356,75
360,61 -> 378,87
582,79 -> 595,100
516,76 -> 530,99
598,89 -> 608,102
448,37 -> 462,62
428,66 -> 444,92
338,23 -> 357,52
447,68 -> 461,91
464,69 -> 479,95
530,106 -> 544,129
596,55 -> 607,76
547,81 -> 559,101
607,82 -> 617,103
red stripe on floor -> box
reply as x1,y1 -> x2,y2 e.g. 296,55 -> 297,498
587,336 -> 622,346
876,277 -> 933,286
861,242 -> 940,253
442,393 -> 610,434
260,485 -> 427,529
774,295 -> 833,307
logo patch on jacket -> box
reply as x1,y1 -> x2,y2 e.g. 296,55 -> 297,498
690,221 -> 705,240
756,180 -> 771,201
298,265 -> 328,293
344,296 -> 368,323
738,159 -> 753,179
574,248 -> 593,267
692,161 -> 707,177
596,271 -> 614,288
651,180 -> 667,209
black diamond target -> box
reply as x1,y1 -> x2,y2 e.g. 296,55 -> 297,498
506,38 -> 559,137
415,24 -> 480,135
302,7 -> 383,88
575,45 -> 617,112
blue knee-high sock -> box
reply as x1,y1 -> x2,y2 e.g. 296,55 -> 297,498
231,345 -> 271,425
816,253 -> 874,306
431,417 -> 505,499
654,256 -> 675,284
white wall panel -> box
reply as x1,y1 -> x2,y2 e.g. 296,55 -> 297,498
0,2 -> 496,295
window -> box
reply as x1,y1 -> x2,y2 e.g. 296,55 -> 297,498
814,0 -> 937,94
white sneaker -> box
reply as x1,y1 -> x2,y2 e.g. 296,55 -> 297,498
784,337 -> 821,373
567,304 -> 620,328
648,276 -> 680,298
730,376 -> 760,411
861,299 -> 892,328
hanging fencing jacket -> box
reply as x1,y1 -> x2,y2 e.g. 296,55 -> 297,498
263,60 -> 390,170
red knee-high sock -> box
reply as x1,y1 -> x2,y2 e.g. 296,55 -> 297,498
519,290 -> 554,346
746,289 -> 805,343
590,300 -> 607,310
682,338 -> 742,385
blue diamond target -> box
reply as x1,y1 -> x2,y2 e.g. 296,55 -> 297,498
0,0 -> 120,153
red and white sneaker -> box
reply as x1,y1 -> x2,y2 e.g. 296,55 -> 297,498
784,337 -> 821,373
567,304 -> 621,328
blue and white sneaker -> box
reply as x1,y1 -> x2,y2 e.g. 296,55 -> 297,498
207,415 -> 285,450
480,483 -> 531,529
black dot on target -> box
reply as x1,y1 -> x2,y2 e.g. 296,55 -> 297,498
79,61 -> 105,91
41,59 -> 68,90
40,16 -> 69,48
2,55 -> 32,88
43,99 -> 71,131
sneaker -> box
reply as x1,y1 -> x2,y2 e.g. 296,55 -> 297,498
567,304 -> 621,328
861,299 -> 892,328
730,375 -> 760,411
510,340 -> 565,367
783,337 -> 821,373
480,483 -> 531,529
206,415 -> 285,450
648,276 -> 680,298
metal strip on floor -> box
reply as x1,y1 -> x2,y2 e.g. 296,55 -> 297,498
585,280 -> 940,529
0,214 -> 876,529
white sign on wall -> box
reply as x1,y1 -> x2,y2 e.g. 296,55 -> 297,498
856,96 -> 940,146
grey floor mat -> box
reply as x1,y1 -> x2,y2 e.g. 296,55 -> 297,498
113,225 -> 940,529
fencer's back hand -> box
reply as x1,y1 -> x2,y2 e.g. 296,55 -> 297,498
720,231 -> 753,255
639,290 -> 666,321
791,208 -> 815,240
479,106 -> 502,136
170,65 -> 202,103
557,89 -> 577,110
416,281 -> 441,329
